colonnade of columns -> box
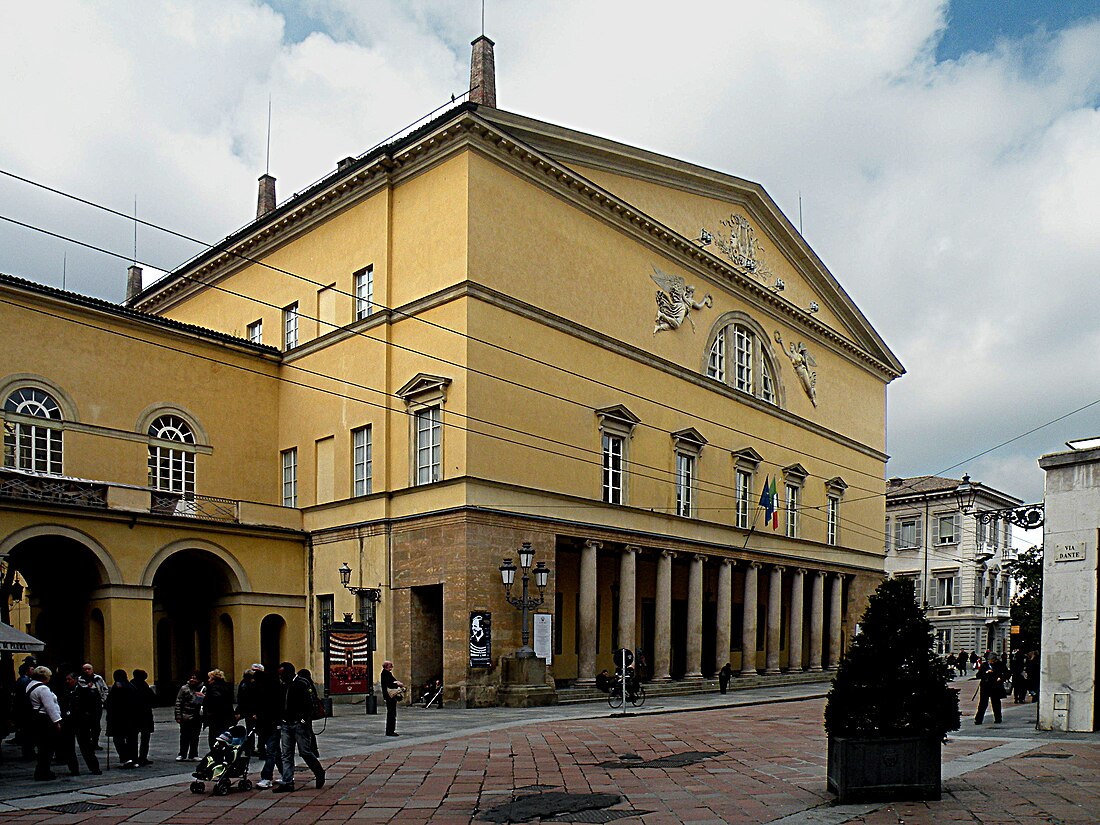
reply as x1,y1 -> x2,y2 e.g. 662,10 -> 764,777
576,540 -> 849,683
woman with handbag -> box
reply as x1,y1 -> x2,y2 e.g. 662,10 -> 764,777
380,661 -> 404,737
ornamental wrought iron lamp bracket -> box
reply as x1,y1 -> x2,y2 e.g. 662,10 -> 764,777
954,474 -> 1045,529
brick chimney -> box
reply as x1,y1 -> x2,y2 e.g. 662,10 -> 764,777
256,173 -> 276,219
126,264 -> 143,303
469,35 -> 496,107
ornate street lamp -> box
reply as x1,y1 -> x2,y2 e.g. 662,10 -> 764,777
954,474 -> 1044,529
338,562 -> 383,714
499,542 -> 550,658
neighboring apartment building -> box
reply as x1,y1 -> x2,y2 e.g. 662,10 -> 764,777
885,475 -> 1022,657
1,38 -> 903,705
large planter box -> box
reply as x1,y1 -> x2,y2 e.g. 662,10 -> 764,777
827,735 -> 941,803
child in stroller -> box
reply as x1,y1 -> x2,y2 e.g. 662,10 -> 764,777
190,724 -> 253,795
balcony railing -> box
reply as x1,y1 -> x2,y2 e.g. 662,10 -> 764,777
0,468 -> 108,509
150,493 -> 240,523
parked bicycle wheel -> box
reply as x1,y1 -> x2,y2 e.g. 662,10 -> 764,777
631,682 -> 646,707
607,685 -> 624,709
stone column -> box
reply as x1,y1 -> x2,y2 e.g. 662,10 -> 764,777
828,573 -> 845,669
808,570 -> 825,672
788,569 -> 806,671
577,539 -> 600,684
617,546 -> 637,652
685,554 -> 704,678
741,562 -> 760,675
715,559 -> 733,673
653,550 -> 673,681
765,565 -> 784,674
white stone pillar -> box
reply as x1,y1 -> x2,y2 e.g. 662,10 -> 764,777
715,559 -> 733,674
617,546 -> 637,652
653,550 -> 673,681
827,573 -> 844,669
685,554 -> 704,678
765,565 -> 784,674
788,569 -> 806,671
741,561 -> 760,675
808,570 -> 825,672
577,539 -> 600,684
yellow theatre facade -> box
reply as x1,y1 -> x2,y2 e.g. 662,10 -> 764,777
3,52 -> 901,705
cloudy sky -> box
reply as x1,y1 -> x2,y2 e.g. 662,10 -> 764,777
2,0 -> 1099,514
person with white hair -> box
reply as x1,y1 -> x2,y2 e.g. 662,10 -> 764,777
26,666 -> 62,781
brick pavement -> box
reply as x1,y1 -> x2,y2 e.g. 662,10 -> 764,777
0,687 -> 1096,825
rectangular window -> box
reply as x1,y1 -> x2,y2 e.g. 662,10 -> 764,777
735,469 -> 751,529
281,447 -> 298,506
415,406 -> 441,485
247,319 -> 263,344
352,425 -> 372,496
734,326 -> 753,392
602,433 -> 624,504
826,495 -> 839,545
707,328 -> 725,381
283,302 -> 299,350
317,594 -> 334,646
784,483 -> 799,538
675,453 -> 695,517
760,357 -> 775,404
894,516 -> 922,550
354,265 -> 374,320
935,628 -> 952,655
935,513 -> 958,545
936,575 -> 958,607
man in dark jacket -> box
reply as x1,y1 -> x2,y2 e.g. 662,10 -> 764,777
974,652 -> 1009,724
272,662 -> 324,793
131,670 -> 155,765
105,669 -> 138,768
59,672 -> 101,775
202,670 -> 235,751
380,661 -> 403,737
252,667 -> 283,789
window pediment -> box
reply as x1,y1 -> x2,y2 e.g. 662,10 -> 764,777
596,404 -> 640,437
783,463 -> 808,482
397,373 -> 451,407
672,427 -> 707,455
732,446 -> 763,471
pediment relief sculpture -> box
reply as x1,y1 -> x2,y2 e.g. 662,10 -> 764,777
704,214 -> 781,290
651,266 -> 712,335
774,331 -> 817,407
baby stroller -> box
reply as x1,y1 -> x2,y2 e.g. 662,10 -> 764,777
190,724 -> 253,796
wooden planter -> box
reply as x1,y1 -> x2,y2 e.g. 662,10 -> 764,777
827,735 -> 941,803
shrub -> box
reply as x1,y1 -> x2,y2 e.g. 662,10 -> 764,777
824,577 -> 960,741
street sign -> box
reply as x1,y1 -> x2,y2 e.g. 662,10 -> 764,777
615,647 -> 633,669
1011,625 -> 1020,634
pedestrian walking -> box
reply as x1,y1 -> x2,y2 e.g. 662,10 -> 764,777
11,659 -> 38,760
974,652 -> 1008,724
174,671 -> 203,761
252,665 -> 283,788
80,663 -> 109,750
380,660 -> 404,737
1025,650 -> 1040,702
956,650 -> 967,674
131,669 -> 155,765
105,669 -> 139,768
59,672 -> 101,775
1010,649 -> 1027,703
26,666 -> 62,781
272,661 -> 325,792
202,669 -> 235,751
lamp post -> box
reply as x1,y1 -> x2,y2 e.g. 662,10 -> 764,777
499,542 -> 550,658
338,562 -> 382,714
954,474 -> 1044,528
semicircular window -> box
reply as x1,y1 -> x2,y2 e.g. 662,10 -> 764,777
3,387 -> 64,474
706,322 -> 779,406
147,415 -> 196,497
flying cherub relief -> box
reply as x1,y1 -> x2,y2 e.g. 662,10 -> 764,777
651,266 -> 713,335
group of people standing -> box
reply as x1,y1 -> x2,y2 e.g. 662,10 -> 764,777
956,648 -> 1040,726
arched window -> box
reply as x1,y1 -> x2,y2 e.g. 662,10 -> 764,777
704,317 -> 781,406
147,415 -> 196,497
3,387 -> 63,474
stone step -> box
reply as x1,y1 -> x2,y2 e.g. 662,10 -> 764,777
556,671 -> 833,704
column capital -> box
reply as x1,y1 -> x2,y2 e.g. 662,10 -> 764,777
583,539 -> 602,552
623,545 -> 640,556
795,567 -> 809,576
815,569 -> 828,579
771,564 -> 786,573
748,560 -> 763,570
660,548 -> 676,559
693,553 -> 707,562
719,557 -> 733,569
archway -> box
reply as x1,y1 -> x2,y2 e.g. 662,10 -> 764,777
260,614 -> 285,672
5,532 -> 110,670
150,548 -> 238,695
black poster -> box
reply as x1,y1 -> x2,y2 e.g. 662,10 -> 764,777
469,611 -> 492,667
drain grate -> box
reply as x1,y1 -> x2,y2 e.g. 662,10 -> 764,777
478,792 -> 622,823
548,808 -> 652,823
600,750 -> 724,769
1021,752 -> 1072,759
515,783 -> 561,791
46,802 -> 111,814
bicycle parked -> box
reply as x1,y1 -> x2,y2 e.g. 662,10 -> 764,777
606,667 -> 645,709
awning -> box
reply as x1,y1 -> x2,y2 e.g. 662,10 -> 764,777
0,621 -> 45,654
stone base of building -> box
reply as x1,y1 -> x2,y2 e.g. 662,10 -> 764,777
497,654 -> 558,708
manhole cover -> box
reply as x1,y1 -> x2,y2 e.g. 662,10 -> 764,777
548,809 -> 651,823
478,792 -> 622,823
600,750 -> 724,769
47,802 -> 111,814
515,783 -> 561,791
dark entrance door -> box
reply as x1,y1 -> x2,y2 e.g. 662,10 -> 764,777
410,584 -> 443,695
670,599 -> 686,678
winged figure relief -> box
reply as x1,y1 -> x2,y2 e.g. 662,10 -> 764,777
774,330 -> 817,406
651,266 -> 713,335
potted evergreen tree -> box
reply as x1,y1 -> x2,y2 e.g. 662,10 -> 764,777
824,577 -> 960,802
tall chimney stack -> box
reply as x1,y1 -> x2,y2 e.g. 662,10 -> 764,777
469,35 -> 496,107
257,173 -> 277,219
126,264 -> 143,304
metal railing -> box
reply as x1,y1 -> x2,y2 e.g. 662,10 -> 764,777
0,468 -> 108,509
150,493 -> 239,523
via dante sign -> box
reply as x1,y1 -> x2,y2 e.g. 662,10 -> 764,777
1055,544 -> 1086,563
470,611 -> 492,668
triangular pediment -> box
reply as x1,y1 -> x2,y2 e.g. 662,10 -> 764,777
595,404 -> 641,426
783,463 -> 809,481
671,427 -> 708,447
396,373 -> 451,402
732,447 -> 764,467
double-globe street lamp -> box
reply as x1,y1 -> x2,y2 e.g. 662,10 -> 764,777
338,562 -> 382,714
499,542 -> 550,658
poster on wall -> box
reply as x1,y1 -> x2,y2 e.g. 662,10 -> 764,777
533,613 -> 553,664
327,628 -> 371,694
470,611 -> 492,667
